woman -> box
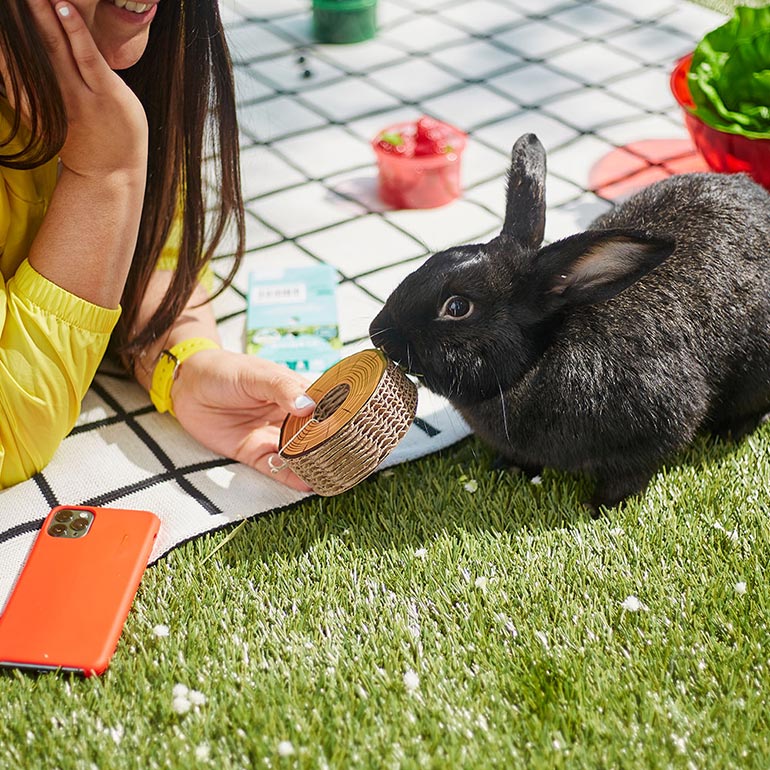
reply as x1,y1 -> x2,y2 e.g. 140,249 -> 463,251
0,0 -> 316,490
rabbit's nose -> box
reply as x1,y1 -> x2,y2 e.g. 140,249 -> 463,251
369,312 -> 405,355
368,309 -> 389,341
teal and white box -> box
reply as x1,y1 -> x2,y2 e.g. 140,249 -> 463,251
246,265 -> 341,375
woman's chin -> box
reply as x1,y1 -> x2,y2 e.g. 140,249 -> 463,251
97,37 -> 150,71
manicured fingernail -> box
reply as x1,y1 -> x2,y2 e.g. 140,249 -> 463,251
58,4 -> 70,17
294,394 -> 315,410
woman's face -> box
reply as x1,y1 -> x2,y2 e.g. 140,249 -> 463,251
68,0 -> 158,70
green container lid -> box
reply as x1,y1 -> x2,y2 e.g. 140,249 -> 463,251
313,0 -> 377,44
313,0 -> 376,9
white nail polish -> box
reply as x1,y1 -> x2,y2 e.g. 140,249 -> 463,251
294,394 -> 315,410
58,5 -> 71,17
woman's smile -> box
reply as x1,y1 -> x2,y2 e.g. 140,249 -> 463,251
112,0 -> 153,12
102,0 -> 158,27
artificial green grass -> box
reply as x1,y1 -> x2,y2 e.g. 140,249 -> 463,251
694,0 -> 767,12
2,421 -> 769,769
3,0 -> 768,764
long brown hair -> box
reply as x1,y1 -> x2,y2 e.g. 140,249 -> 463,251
0,0 -> 245,367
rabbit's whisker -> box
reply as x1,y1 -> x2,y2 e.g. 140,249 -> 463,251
369,327 -> 394,342
494,371 -> 511,445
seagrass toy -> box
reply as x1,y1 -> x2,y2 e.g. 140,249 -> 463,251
272,349 -> 418,495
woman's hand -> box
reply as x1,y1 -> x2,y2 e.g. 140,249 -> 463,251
131,277 -> 317,492
25,0 -> 148,177
169,349 -> 318,492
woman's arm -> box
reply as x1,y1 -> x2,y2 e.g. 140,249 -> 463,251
131,271 -> 221,381
29,169 -> 145,307
22,0 -> 149,306
133,270 -> 317,492
0,1 -> 149,489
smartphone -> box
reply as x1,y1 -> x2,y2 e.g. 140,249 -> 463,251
0,505 -> 160,676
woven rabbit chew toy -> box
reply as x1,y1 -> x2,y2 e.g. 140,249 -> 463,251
274,349 -> 418,495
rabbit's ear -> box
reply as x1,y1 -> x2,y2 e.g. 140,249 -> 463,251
538,229 -> 675,307
501,133 -> 546,249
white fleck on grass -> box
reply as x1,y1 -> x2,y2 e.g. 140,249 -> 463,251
670,733 -> 687,754
463,479 -> 478,493
530,475 -> 542,485
474,576 -> 488,593
172,684 -> 189,698
195,743 -> 211,761
403,669 -> 420,692
172,683 -> 206,715
735,581 -> 747,595
496,613 -> 518,639
277,740 -> 295,757
621,595 -> 648,612
152,624 -> 170,638
414,548 -> 427,559
609,527 -> 624,536
713,522 -> 739,541
172,697 -> 191,715
534,631 -> 549,650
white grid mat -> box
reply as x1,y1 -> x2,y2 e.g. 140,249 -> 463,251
0,0 -> 725,608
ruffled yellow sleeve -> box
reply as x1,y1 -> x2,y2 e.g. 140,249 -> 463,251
0,261 -> 121,488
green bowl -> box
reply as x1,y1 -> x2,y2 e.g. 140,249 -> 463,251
312,0 -> 377,44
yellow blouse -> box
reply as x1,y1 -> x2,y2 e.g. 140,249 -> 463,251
0,100 -> 180,489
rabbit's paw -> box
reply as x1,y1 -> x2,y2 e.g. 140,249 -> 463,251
712,411 -> 768,444
589,470 -> 654,512
491,454 -> 543,480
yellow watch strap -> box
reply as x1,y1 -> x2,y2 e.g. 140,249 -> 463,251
149,337 -> 220,417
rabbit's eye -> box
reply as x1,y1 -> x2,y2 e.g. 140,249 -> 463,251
440,295 -> 473,320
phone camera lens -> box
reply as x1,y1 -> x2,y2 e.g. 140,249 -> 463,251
54,510 -> 74,523
49,523 -> 67,536
70,518 -> 89,532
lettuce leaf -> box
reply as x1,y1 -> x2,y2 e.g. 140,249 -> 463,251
688,5 -> 770,140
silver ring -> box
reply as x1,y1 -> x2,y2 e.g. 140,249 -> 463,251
267,454 -> 288,474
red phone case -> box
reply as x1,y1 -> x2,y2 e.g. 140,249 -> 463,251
0,505 -> 160,676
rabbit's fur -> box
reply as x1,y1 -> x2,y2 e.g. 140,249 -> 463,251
369,133 -> 770,510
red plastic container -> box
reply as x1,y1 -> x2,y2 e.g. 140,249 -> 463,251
670,53 -> 770,190
372,117 -> 467,209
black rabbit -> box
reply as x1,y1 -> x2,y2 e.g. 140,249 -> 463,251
369,133 -> 770,511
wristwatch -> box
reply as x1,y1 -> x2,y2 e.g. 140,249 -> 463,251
149,337 -> 220,416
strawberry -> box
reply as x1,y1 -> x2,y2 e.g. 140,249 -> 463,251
414,116 -> 453,156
